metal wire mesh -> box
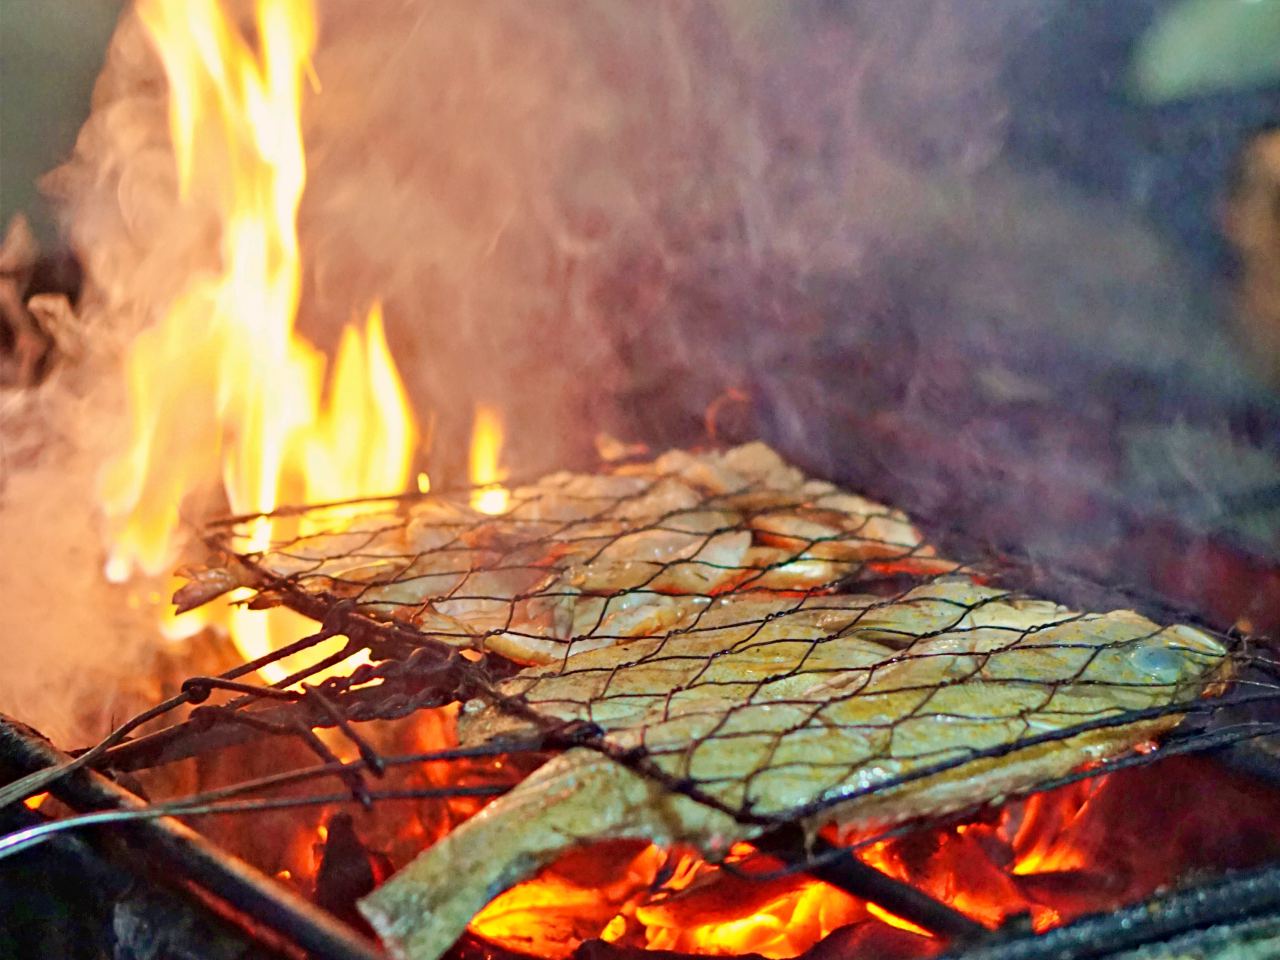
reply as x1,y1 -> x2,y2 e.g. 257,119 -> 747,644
5,443 -> 1277,867
184,443 -> 952,662
154,442 -> 1274,833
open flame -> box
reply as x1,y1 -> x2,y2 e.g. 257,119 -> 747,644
470,403 -> 510,515
460,755 -> 1280,958
99,0 -> 417,669
83,2 -> 1280,956
468,841 -> 870,958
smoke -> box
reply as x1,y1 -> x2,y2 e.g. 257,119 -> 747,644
12,0 -> 1275,743
44,0 -> 1062,474
0,425 -> 175,746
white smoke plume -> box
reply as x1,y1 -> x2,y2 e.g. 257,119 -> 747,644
45,0 -> 1047,475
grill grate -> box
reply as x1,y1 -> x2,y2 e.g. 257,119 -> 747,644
169,443 -> 1277,833
1,443 -> 1278,960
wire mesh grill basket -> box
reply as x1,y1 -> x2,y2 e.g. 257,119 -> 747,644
149,442 -> 1276,831
2,442 -> 1278,960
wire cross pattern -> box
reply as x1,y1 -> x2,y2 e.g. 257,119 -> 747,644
165,442 -> 1272,834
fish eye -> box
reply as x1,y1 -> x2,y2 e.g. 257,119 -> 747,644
1128,643 -> 1191,683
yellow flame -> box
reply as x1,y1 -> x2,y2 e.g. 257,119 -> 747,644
300,302 -> 417,506
103,0 -> 417,674
469,403 -> 509,514
473,844 -> 867,958
864,903 -> 932,938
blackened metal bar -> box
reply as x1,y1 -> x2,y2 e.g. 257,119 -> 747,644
934,863 -> 1280,960
0,714 -> 384,960
100,651 -> 463,773
756,825 -> 988,942
99,706 -> 292,771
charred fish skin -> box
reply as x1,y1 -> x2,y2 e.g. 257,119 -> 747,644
358,748 -> 737,960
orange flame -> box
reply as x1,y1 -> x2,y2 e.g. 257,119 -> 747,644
469,403 -> 509,515
101,0 -> 417,671
467,781 -> 1131,957
471,843 -> 868,958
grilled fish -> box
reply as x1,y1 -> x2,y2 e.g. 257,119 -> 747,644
178,443 -> 945,664
359,580 -> 1227,960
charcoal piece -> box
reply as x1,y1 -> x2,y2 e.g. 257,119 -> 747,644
0,805 -> 121,960
112,888 -> 272,960
313,813 -> 388,937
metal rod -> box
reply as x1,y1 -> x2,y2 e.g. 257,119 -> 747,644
935,862 -> 1280,960
101,633 -> 465,775
0,714 -> 384,960
756,825 -> 989,942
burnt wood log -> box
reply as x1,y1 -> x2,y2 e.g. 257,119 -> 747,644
0,714 -> 383,960
933,863 -> 1280,960
0,801 -> 278,960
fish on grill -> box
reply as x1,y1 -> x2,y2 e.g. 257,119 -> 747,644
358,580 -> 1227,960
177,443 -> 950,664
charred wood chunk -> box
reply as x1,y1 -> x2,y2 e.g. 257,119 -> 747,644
0,804 -> 121,960
113,888 -> 273,960
313,813 -> 390,937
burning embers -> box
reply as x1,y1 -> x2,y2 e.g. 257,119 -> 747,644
462,755 -> 1280,957
40,435 -> 1267,960
156,440 -> 1254,960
